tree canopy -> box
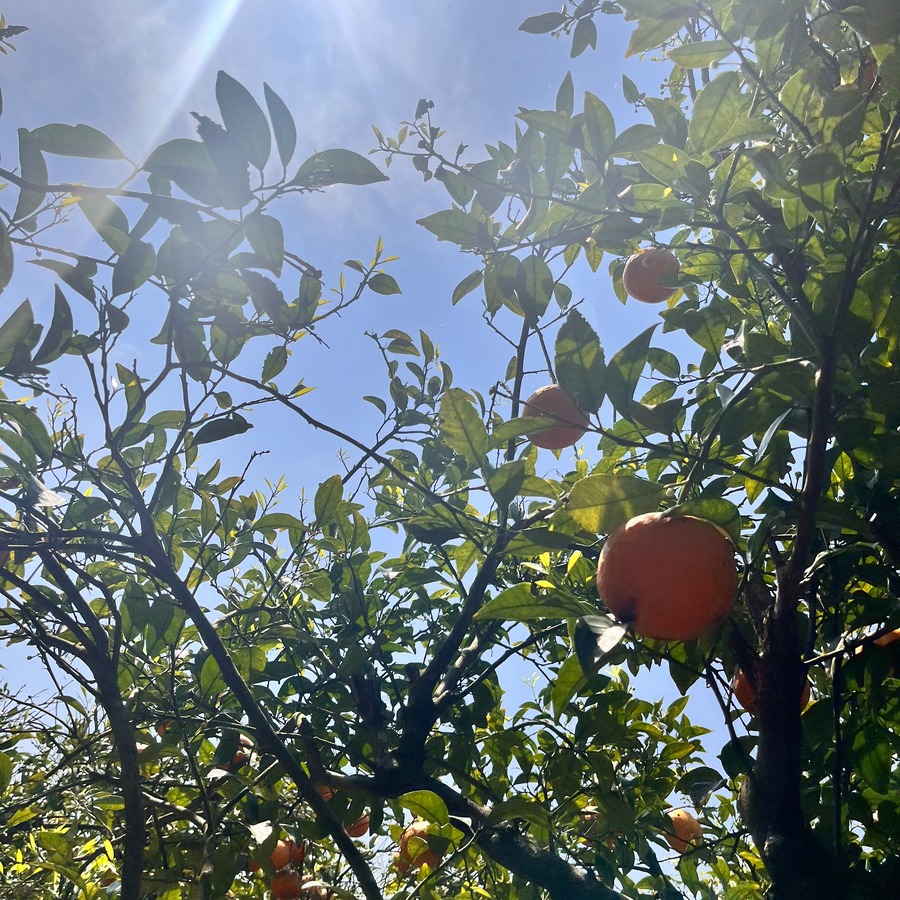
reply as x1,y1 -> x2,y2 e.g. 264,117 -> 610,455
0,2 -> 898,899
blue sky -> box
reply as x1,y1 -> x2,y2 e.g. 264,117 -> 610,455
0,2 -> 733,768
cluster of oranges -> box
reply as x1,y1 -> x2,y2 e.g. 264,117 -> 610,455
392,820 -> 442,876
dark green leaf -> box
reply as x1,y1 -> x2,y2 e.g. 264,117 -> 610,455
261,346 -> 288,382
399,791 -> 449,826
556,71 -> 575,116
368,272 -> 402,295
605,325 -> 655,413
33,286 -> 73,365
675,767 -> 727,806
571,17 -> 598,57
30,123 -> 124,159
487,460 -> 527,508
519,12 -> 566,34
519,254 -> 554,324
112,239 -> 156,297
0,300 -> 36,356
78,195 -> 129,241
0,219 -> 12,296
263,82 -> 297,168
216,70 -> 271,170
555,309 -> 606,413
192,414 -> 252,446
626,17 -> 682,57
608,124 -> 660,156
29,259 -> 95,301
290,149 -> 388,187
13,129 -> 48,221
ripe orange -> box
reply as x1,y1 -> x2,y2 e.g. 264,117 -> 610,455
522,384 -> 589,450
596,512 -> 738,641
873,628 -> 900,648
664,809 -> 702,854
622,247 -> 680,304
398,820 -> 441,870
224,734 -> 254,771
269,839 -> 306,871
316,785 -> 335,801
733,669 -> 810,716
345,814 -> 369,838
270,867 -> 303,900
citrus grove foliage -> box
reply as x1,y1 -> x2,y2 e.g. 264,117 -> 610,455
0,0 -> 898,898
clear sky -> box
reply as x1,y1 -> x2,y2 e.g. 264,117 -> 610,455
0,2 -> 729,759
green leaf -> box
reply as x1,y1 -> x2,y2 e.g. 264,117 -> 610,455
574,615 -> 627,676
111,239 -> 156,297
13,128 -> 48,221
565,474 -> 666,534
608,123 -> 660,156
556,71 -> 574,116
30,123 -> 124,159
0,219 -> 12,296
519,253 -> 554,324
487,798 -> 552,827
486,460 -> 527,508
192,414 -> 252,446
78,195 -> 129,241
263,82 -> 297,168
216,70 -> 271,170
675,767 -> 727,806
664,500 -> 741,546
476,582 -> 589,622
0,300 -> 36,356
290,149 -> 388,187
555,309 -> 606,413
519,12 -> 566,34
261,346 -> 288,382
688,72 -> 743,153
368,272 -> 402,295
583,92 -> 617,161
244,213 -> 284,276
667,40 -> 733,69
571,16 -> 598,58
439,388 -> 488,467
0,750 -> 12,796
636,144 -> 691,188
551,654 -> 587,719
399,791 -> 449,826
605,325 -> 655,413
452,270 -> 483,305
626,16 -> 682,57
29,259 -> 95,301
33,286 -> 73,365
314,474 -> 343,526
417,209 -> 492,250
199,655 -> 225,697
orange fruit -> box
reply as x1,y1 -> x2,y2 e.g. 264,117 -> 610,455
316,785 -> 335,801
596,512 -> 738,641
622,247 -> 680,304
733,669 -> 810,716
664,809 -> 702,854
522,384 -> 589,450
874,628 -> 900,648
345,814 -> 369,838
398,820 -> 441,870
270,867 -> 303,900
269,839 -> 306,871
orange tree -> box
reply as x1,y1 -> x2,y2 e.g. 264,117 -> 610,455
0,2 -> 898,898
